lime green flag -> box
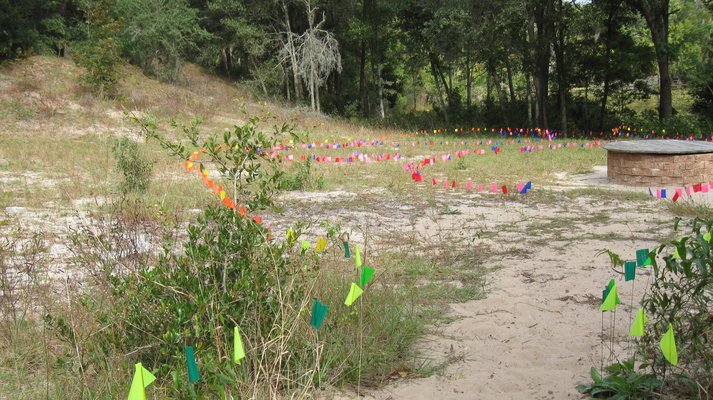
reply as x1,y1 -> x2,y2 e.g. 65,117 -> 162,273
355,245 -> 362,268
704,232 -> 711,243
315,237 -> 327,252
600,281 -> 618,312
300,240 -> 310,253
659,323 -> 678,366
629,308 -> 648,337
234,326 -> 245,365
127,363 -> 156,400
344,283 -> 364,306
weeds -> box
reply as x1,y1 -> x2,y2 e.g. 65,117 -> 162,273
113,137 -> 153,194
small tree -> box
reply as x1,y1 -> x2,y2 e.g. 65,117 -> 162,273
74,0 -> 123,98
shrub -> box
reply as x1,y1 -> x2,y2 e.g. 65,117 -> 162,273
113,137 -> 152,194
74,0 -> 123,98
639,218 -> 713,395
592,217 -> 713,398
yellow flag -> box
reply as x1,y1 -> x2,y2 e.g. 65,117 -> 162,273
315,237 -> 327,252
355,245 -> 362,268
600,281 -> 618,312
344,283 -> 364,306
127,363 -> 156,400
220,190 -> 226,200
202,169 -> 209,176
234,326 -> 245,364
629,308 -> 647,337
660,323 -> 678,366
286,227 -> 296,243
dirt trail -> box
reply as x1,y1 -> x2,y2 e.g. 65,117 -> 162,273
343,178 -> 675,399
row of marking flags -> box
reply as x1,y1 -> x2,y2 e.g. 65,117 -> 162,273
649,180 -> 713,202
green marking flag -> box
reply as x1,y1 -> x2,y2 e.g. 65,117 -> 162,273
315,236 -> 327,252
600,280 -> 618,312
343,241 -> 350,258
624,261 -> 636,281
355,245 -> 362,268
636,248 -> 652,267
360,266 -> 375,287
344,283 -> 364,306
127,363 -> 156,400
310,299 -> 329,329
629,308 -> 647,337
659,323 -> 678,366
234,326 -> 245,365
301,240 -> 310,253
704,232 -> 711,243
184,345 -> 199,383
603,279 -> 621,304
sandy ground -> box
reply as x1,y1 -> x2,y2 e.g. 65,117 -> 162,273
2,165 -> 707,399
299,167 -> 694,400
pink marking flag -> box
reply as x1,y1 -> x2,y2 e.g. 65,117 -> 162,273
467,180 -> 473,191
491,183 -> 497,193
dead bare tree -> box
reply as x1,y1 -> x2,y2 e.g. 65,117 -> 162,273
290,0 -> 341,113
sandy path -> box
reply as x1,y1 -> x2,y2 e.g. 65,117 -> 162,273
352,183 -> 674,399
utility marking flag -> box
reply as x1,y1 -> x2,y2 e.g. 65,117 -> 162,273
360,266 -> 375,287
127,363 -> 156,400
234,326 -> 245,364
344,283 -> 364,306
659,323 -> 678,366
310,299 -> 329,329
624,261 -> 636,281
185,346 -> 199,383
600,280 -> 618,312
629,308 -> 647,337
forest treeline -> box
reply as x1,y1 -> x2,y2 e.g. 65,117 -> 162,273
1,0 -> 711,131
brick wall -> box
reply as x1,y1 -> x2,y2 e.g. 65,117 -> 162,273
607,151 -> 713,186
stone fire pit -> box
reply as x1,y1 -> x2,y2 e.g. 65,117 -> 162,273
603,140 -> 713,186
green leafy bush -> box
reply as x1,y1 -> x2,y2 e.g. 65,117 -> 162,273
113,137 -> 152,194
592,218 -> 713,398
639,218 -> 713,395
577,360 -> 661,399
74,0 -> 123,98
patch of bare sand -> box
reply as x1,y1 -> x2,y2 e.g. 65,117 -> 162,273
306,188 -> 671,400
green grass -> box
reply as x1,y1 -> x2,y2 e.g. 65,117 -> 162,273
665,201 -> 713,219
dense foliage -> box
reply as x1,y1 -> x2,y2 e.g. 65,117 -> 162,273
2,0 -> 711,129
589,218 -> 713,398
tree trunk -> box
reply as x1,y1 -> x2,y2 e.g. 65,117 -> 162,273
506,58 -> 515,104
282,1 -> 302,101
626,0 -> 672,119
599,1 -> 618,131
315,77 -> 320,113
429,53 -> 448,123
377,64 -> 385,119
528,0 -> 554,128
651,17 -> 672,119
555,0 -> 567,135
466,50 -> 472,110
359,0 -> 369,116
526,72 -> 533,126
490,67 -> 509,126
